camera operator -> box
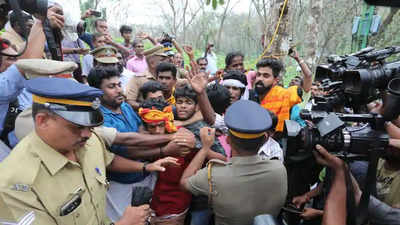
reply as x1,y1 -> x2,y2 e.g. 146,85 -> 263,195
313,144 -> 400,225
0,5 -> 64,146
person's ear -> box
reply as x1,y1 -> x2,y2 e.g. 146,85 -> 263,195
273,77 -> 279,86
34,112 -> 53,130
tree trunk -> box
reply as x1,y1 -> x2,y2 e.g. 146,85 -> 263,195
304,0 -> 323,70
216,0 -> 232,51
263,0 -> 293,58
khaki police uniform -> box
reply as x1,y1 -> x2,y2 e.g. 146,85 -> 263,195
0,132 -> 114,225
186,100 -> 288,225
0,77 -> 112,224
187,156 -> 287,225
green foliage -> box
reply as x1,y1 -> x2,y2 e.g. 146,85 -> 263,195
205,0 -> 224,10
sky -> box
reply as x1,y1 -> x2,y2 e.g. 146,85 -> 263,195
98,0 -> 252,28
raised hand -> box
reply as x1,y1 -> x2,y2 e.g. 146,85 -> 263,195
183,45 -> 194,58
47,5 -> 64,29
186,61 -> 209,94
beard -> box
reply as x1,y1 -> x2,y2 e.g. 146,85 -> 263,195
255,81 -> 273,96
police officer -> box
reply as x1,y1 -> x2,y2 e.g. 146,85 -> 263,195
0,77 -> 178,225
180,100 -> 287,225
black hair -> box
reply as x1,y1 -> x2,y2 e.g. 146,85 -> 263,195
132,39 -> 143,48
94,18 -> 107,28
9,11 -> 33,28
225,51 -> 244,68
256,58 -> 284,78
297,87 -> 303,100
92,33 -> 104,43
223,70 -> 248,86
174,84 -> 198,104
228,132 -> 266,153
140,98 -> 169,111
87,66 -> 121,89
32,103 -> 54,120
206,84 -> 231,115
140,81 -> 165,100
156,62 -> 177,79
196,57 -> 208,64
119,25 -> 132,35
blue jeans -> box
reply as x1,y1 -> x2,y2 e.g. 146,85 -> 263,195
190,209 -> 212,225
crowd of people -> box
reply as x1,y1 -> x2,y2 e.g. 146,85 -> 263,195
0,3 -> 400,225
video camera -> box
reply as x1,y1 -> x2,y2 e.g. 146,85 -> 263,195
313,46 -> 400,119
283,110 -> 389,162
0,0 -> 63,61
0,0 -> 47,19
0,0 -> 49,58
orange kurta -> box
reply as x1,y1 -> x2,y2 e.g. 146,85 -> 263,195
260,85 -> 301,131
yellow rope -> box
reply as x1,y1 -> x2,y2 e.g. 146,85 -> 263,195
256,0 -> 289,63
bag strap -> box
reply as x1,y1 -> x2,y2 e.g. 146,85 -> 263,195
207,162 -> 214,208
355,150 -> 379,225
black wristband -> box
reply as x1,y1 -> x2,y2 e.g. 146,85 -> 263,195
142,162 -> 149,173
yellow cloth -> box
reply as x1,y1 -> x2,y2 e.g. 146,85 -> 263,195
260,85 -> 301,131
167,87 -> 176,105
138,105 -> 177,133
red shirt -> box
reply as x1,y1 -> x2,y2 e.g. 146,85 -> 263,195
151,151 -> 196,216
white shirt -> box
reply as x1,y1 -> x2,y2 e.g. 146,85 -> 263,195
82,54 -> 94,77
214,113 -> 228,134
206,52 -> 218,75
258,137 -> 284,162
120,68 -> 135,93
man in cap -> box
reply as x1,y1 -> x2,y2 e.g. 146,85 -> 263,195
180,100 -> 287,225
1,58 -> 79,149
0,77 -> 179,225
91,46 -> 120,66
81,33 -> 107,83
126,45 -> 168,110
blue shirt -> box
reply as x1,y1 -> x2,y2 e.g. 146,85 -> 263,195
0,65 -> 25,134
79,32 -> 94,49
290,104 -> 306,127
100,102 -> 145,184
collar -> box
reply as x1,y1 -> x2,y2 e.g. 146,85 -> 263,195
30,132 -> 70,176
100,102 -> 125,115
230,154 -> 260,165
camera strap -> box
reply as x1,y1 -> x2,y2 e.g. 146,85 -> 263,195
43,18 -> 63,61
355,150 -> 379,225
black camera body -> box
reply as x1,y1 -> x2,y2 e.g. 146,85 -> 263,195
0,0 -> 47,19
283,110 -> 389,162
314,46 -> 400,120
